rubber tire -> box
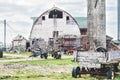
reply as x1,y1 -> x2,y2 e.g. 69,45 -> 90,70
114,63 -> 119,72
72,67 -> 76,77
107,67 -> 115,80
0,48 -> 3,58
72,67 -> 81,78
58,54 -> 61,59
40,54 -> 43,58
44,54 -> 48,59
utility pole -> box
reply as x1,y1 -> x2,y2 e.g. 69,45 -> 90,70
118,0 -> 120,40
4,20 -> 6,51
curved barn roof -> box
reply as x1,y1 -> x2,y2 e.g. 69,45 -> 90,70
32,7 -> 79,26
74,17 -> 87,29
30,7 -> 81,40
31,17 -> 87,29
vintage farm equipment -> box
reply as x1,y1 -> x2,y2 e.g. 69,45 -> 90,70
72,0 -> 120,79
30,48 -> 48,59
72,46 -> 120,79
29,38 -> 48,59
51,50 -> 62,59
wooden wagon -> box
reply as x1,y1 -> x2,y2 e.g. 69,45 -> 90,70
72,48 -> 120,79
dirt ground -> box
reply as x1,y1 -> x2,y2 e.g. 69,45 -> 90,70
0,53 -> 75,79
0,63 -> 73,76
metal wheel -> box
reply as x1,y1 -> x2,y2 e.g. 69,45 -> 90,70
0,48 -> 3,58
114,63 -> 119,72
107,67 -> 115,80
40,54 -> 43,58
72,66 -> 81,78
58,54 -> 61,59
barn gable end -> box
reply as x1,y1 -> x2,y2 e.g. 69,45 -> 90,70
30,7 -> 81,41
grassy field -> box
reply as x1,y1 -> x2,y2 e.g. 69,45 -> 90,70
0,56 -> 25,60
0,58 -> 96,80
0,53 -> 120,80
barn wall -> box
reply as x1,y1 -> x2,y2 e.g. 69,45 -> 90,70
13,40 -> 26,47
30,8 -> 81,42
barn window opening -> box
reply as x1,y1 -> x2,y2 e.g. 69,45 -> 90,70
66,16 -> 69,20
49,9 -> 63,18
32,41 -> 34,44
36,39 -> 39,41
42,16 -> 45,20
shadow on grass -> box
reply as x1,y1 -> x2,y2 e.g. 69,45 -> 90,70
0,75 -> 46,80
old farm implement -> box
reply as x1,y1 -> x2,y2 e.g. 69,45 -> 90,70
72,47 -> 120,79
72,0 -> 120,79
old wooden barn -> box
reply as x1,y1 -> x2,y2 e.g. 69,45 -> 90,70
29,7 -> 84,50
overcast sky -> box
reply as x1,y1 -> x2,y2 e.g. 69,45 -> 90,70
0,0 -> 118,44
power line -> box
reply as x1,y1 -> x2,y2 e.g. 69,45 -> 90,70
0,22 -> 3,24
6,23 -> 17,33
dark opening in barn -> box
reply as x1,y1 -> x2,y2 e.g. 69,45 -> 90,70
42,16 -> 45,20
49,9 -> 63,18
66,16 -> 69,20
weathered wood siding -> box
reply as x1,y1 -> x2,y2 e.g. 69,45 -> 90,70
77,51 -> 106,68
30,7 -> 81,42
